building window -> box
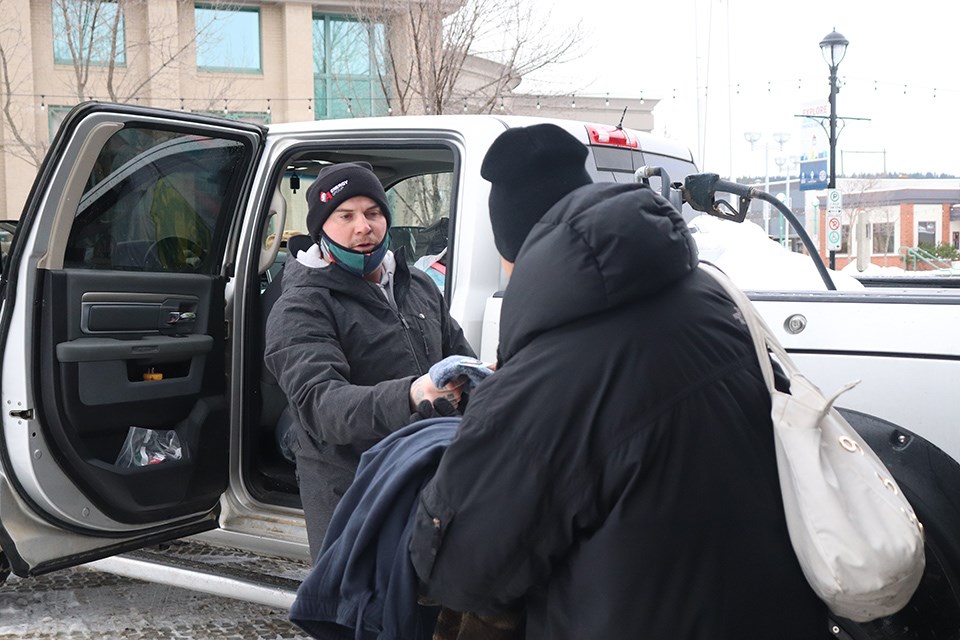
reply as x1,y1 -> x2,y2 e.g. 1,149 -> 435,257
871,221 -> 895,254
52,0 -> 126,66
313,15 -> 388,119
840,223 -> 849,254
195,5 -> 261,72
917,221 -> 936,248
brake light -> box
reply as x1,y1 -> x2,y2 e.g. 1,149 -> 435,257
586,125 -> 639,149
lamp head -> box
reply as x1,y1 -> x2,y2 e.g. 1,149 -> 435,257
820,29 -> 849,69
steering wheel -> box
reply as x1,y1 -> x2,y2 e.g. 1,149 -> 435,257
143,236 -> 206,271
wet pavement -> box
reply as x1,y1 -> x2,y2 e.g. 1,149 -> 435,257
0,564 -> 309,639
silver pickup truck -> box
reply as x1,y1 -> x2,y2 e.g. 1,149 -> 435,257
1,103 -> 957,638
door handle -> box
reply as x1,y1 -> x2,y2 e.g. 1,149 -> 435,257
166,311 -> 197,325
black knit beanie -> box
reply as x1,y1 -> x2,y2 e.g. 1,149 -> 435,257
480,124 -> 593,262
305,162 -> 392,244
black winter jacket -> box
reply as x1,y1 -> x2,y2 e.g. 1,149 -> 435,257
410,183 -> 825,639
265,251 -> 473,559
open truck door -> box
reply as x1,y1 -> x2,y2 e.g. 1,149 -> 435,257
0,103 -> 263,578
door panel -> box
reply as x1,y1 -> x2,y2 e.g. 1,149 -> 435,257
37,269 -> 228,524
0,103 -> 263,574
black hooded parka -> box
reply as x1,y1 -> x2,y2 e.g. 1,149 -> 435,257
410,182 -> 825,639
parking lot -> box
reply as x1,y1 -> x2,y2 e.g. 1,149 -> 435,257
0,565 -> 308,639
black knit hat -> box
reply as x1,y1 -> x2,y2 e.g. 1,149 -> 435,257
305,162 -> 392,244
481,124 -> 593,261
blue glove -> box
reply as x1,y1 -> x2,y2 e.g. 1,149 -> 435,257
429,355 -> 494,391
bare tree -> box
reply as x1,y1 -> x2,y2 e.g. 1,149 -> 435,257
0,1 -> 240,168
352,0 -> 582,116
842,177 -> 901,270
0,0 -> 44,165
51,0 -> 241,104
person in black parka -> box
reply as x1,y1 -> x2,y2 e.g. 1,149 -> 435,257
265,162 -> 474,561
409,124 -> 826,639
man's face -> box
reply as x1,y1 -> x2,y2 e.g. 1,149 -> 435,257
321,195 -> 388,251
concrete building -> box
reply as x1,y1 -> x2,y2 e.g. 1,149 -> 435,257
0,0 -> 656,219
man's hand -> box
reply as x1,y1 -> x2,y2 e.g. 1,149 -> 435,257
410,373 -> 465,412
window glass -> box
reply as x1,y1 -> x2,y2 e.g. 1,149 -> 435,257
52,0 -> 126,66
328,19 -> 370,75
917,221 -> 936,248
275,147 -> 455,278
195,5 -> 261,72
872,221 -> 895,254
840,223 -> 850,254
387,172 -> 453,260
64,128 -> 249,273
312,15 -> 388,119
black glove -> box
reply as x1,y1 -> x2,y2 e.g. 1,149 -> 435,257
432,397 -> 459,416
409,398 -> 460,424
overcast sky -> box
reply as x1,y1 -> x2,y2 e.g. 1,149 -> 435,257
522,0 -> 960,179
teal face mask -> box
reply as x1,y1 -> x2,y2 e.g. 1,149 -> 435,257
321,234 -> 390,277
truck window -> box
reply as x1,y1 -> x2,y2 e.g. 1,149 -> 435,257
273,145 -> 457,281
63,127 -> 249,273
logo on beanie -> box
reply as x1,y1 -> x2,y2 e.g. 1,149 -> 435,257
318,179 -> 349,204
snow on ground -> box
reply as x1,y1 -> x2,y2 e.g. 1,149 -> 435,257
688,214 -> 867,291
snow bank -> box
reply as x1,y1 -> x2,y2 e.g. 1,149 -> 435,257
688,214 -> 865,291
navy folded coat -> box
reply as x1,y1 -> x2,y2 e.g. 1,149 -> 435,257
290,417 -> 459,640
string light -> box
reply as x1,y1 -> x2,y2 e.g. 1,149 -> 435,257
6,78 -> 957,124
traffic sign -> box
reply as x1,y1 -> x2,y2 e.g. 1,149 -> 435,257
800,158 -> 828,191
827,188 -> 842,209
826,188 -> 842,251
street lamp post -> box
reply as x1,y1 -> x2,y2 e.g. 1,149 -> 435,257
774,155 -> 795,247
745,132 -> 790,240
820,28 -> 849,270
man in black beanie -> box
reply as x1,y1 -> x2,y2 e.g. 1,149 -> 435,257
265,161 -> 474,560
410,124 -> 825,639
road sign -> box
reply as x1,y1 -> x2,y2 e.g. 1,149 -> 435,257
800,158 -> 829,190
826,189 -> 842,251
827,189 -> 842,211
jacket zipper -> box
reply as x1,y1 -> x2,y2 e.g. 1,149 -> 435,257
397,311 -> 425,373
414,312 -> 431,361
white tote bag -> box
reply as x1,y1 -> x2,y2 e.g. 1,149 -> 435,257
700,263 -> 925,622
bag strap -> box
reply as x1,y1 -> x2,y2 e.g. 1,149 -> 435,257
698,263 -> 800,393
